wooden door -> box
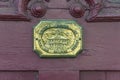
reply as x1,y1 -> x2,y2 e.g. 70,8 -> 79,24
0,0 -> 120,80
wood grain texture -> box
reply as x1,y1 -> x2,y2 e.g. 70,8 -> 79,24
107,71 -> 120,80
80,71 -> 120,80
39,71 -> 79,80
0,0 -> 119,73
80,71 -> 105,80
0,71 -> 38,80
1,0 -> 120,79
0,9 -> 120,71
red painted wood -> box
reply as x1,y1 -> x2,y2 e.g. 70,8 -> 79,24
0,71 -> 38,80
0,0 -> 30,21
0,7 -> 119,71
85,0 -> 120,22
80,71 -> 105,80
107,71 -> 120,80
46,0 -> 68,8
39,71 -> 79,80
80,71 -> 120,80
0,0 -> 120,79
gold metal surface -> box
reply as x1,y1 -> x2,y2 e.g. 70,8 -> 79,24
33,20 -> 83,57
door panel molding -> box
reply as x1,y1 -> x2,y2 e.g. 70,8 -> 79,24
85,0 -> 120,22
0,0 -> 30,21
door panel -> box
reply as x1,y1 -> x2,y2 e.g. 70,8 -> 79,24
0,71 -> 38,80
107,71 -> 120,80
80,71 -> 120,80
80,71 -> 105,80
39,71 -> 79,80
0,0 -> 119,80
0,0 -> 29,21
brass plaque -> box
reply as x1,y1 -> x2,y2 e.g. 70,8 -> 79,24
33,20 -> 83,57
